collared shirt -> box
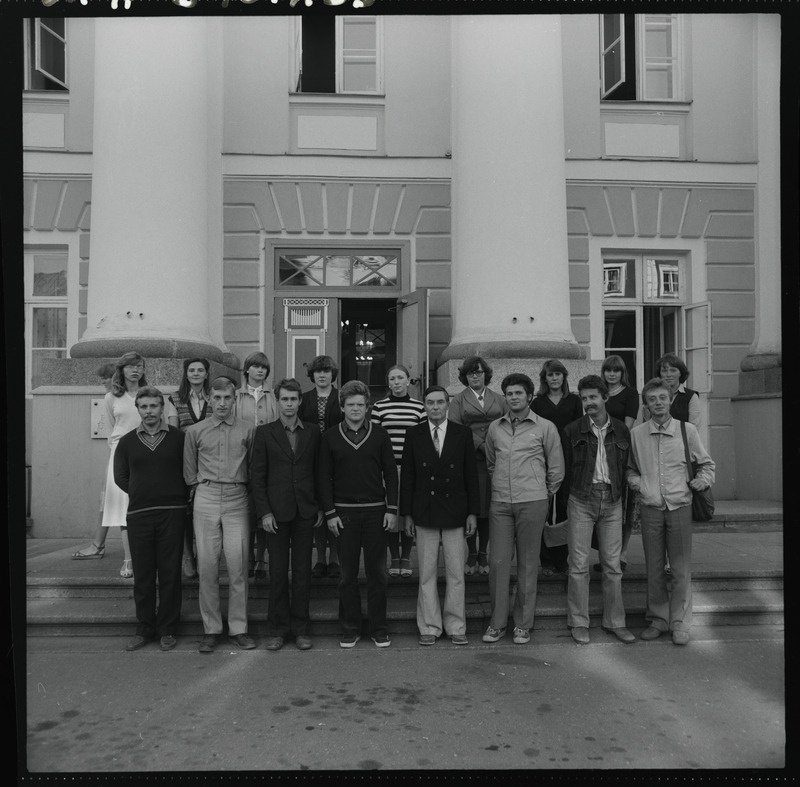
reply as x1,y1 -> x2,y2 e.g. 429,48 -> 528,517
428,419 -> 448,455
343,420 -> 369,446
183,414 -> 255,486
247,385 -> 264,403
280,416 -> 304,453
470,387 -> 486,408
589,417 -> 611,484
628,416 -> 715,511
485,409 -> 565,503
189,389 -> 207,420
135,421 -> 169,447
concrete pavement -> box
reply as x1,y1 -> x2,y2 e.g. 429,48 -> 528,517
26,625 -> 784,772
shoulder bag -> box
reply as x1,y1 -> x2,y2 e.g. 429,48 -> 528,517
679,420 -> 715,522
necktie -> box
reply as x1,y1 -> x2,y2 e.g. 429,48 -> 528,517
433,426 -> 441,456
477,393 -> 484,408
511,417 -> 519,434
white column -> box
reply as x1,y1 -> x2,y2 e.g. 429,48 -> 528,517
71,18 -> 227,361
742,13 -> 781,374
441,15 -> 582,363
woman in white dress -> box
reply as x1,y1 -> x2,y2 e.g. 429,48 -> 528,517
101,352 -> 177,577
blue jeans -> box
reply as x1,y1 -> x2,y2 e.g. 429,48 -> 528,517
639,503 -> 693,632
567,485 -> 625,629
337,507 -> 388,637
488,499 -> 549,631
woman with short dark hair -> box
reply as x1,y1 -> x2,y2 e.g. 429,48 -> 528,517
531,359 -> 583,576
449,355 -> 508,575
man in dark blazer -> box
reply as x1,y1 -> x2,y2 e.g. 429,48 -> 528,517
250,378 -> 322,651
400,385 -> 480,646
298,354 -> 344,580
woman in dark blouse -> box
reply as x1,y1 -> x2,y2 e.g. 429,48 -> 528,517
531,359 -> 583,575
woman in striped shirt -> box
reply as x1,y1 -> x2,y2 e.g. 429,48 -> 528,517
371,364 -> 426,577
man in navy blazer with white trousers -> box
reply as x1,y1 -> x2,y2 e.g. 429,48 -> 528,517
400,385 -> 480,645
250,378 -> 322,651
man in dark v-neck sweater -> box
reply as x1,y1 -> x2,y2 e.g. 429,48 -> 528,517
319,380 -> 398,649
114,387 -> 186,653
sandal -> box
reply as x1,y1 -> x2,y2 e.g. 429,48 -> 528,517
542,566 -> 555,577
254,560 -> 267,580
400,558 -> 412,578
464,552 -> 478,576
388,558 -> 401,577
477,552 -> 490,576
120,559 -> 133,579
72,542 -> 105,560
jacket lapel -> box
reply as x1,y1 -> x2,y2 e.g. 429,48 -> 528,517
272,422 -> 295,460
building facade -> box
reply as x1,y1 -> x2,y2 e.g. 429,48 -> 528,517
23,13 -> 783,536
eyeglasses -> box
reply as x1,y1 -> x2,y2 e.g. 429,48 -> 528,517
467,370 -> 485,377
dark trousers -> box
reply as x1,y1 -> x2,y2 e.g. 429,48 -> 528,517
126,508 -> 184,638
337,507 -> 388,637
266,515 -> 316,637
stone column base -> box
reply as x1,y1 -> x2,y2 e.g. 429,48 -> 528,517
739,352 -> 782,395
71,337 -> 234,366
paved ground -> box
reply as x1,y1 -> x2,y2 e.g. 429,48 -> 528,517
25,625 -> 784,773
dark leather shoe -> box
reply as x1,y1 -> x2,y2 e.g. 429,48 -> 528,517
312,562 -> 327,579
125,634 -> 152,652
327,562 -> 340,579
198,634 -> 220,653
571,626 -> 590,644
160,634 -> 177,651
265,636 -> 284,651
602,626 -> 636,644
229,633 -> 256,650
295,635 -> 312,651
640,626 -> 664,641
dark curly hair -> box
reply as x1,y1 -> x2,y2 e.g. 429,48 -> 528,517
457,355 -> 493,386
306,355 -> 339,383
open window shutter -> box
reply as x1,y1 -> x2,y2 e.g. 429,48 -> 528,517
601,14 -> 625,98
35,18 -> 67,89
684,302 -> 712,394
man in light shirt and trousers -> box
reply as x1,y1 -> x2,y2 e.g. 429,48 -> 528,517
628,377 -> 715,645
483,372 -> 564,646
184,377 -> 257,653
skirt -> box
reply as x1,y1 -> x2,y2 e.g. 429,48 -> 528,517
101,440 -> 129,528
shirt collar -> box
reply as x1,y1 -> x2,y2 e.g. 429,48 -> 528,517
136,421 -> 169,435
429,419 -> 447,434
211,414 -> 236,427
648,415 -> 675,435
280,416 -> 303,431
501,408 -> 535,424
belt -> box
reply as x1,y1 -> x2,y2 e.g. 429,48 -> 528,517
201,480 -> 246,486
591,482 -> 611,488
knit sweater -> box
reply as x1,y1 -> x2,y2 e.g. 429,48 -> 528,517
370,394 -> 426,466
318,421 -> 399,520
113,426 -> 187,515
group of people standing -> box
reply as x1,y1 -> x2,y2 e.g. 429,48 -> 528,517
70,347 -> 714,652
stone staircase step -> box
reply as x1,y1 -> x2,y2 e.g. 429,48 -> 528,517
26,586 -> 784,637
25,570 -> 784,599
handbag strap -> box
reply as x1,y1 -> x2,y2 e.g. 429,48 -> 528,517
679,420 -> 695,482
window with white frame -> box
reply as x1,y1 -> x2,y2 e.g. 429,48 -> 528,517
25,249 -> 69,393
602,252 -> 695,389
23,18 -> 68,91
293,16 -> 382,94
600,14 -> 683,101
